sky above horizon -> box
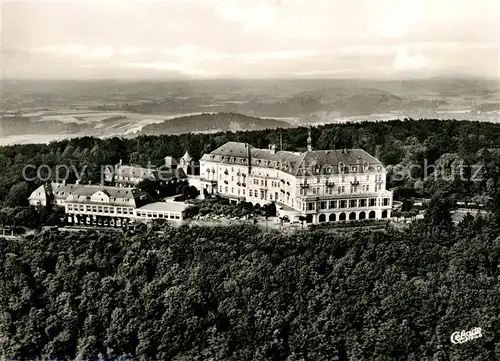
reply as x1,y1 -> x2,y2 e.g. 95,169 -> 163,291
2,0 -> 499,79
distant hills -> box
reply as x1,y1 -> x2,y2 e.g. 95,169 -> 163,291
1,76 -> 499,144
140,112 -> 292,135
84,77 -> 499,120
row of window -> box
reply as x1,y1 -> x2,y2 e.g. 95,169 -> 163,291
219,186 -> 247,196
298,183 -> 382,196
67,204 -> 134,215
215,174 -> 384,188
136,211 -> 180,220
301,198 -> 391,211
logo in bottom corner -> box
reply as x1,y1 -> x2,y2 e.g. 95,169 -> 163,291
450,327 -> 483,344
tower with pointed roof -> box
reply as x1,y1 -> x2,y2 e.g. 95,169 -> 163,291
179,150 -> 194,175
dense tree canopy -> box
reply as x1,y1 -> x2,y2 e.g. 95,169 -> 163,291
1,214 -> 500,360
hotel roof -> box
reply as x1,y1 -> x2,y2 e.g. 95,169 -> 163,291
201,141 -> 383,176
66,184 -> 153,207
137,201 -> 190,213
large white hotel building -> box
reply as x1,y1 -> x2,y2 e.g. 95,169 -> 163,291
199,135 -> 392,224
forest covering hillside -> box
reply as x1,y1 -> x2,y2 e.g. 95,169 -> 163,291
140,112 -> 292,135
1,210 -> 500,360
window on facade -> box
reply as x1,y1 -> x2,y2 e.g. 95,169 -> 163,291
92,206 -> 97,212
329,200 -> 337,209
79,205 -> 84,211
68,204 -> 73,210
320,201 -> 326,209
369,199 -> 376,207
349,200 -> 357,208
360,199 -> 367,207
231,188 -> 234,193
249,190 -> 253,197
340,200 -> 347,208
307,203 -> 315,211
117,208 -> 122,214
317,177 -> 320,183
383,198 -> 390,206
225,187 -> 228,193
219,186 -> 222,192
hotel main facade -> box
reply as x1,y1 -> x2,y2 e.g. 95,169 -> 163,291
199,138 -> 393,224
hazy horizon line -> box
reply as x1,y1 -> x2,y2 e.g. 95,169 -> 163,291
3,73 -> 499,83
